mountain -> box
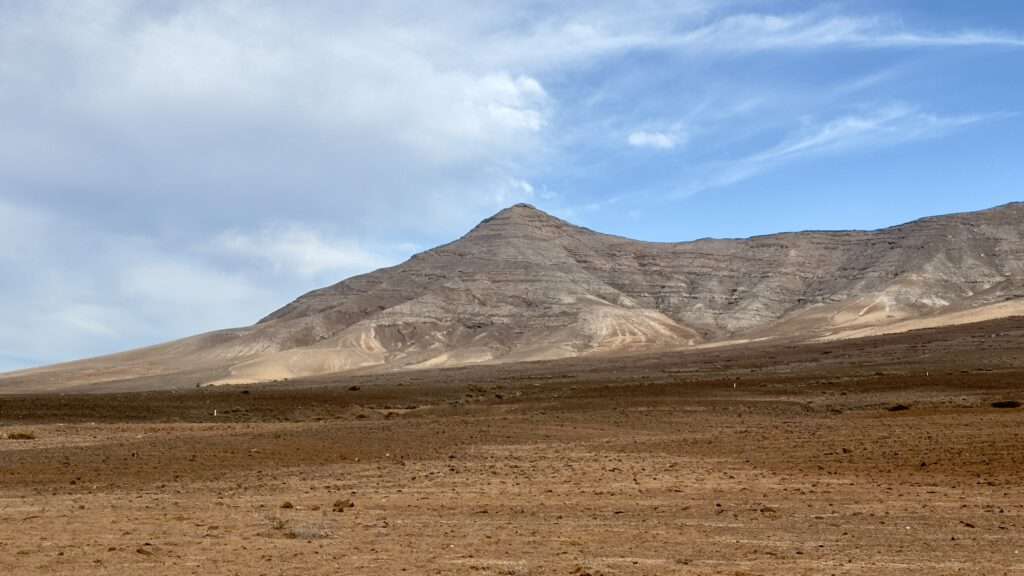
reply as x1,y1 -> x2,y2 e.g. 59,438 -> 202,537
4,202 -> 1024,392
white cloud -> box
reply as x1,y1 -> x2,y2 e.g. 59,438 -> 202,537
471,74 -> 549,132
491,178 -> 537,206
0,2 -> 556,238
628,130 -> 681,150
1,4 -> 1018,233
211,225 -> 395,278
119,259 -> 273,316
0,200 -> 297,370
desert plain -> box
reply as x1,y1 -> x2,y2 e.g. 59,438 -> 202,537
2,317 -> 1023,575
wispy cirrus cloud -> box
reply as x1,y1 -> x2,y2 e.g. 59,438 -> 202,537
667,13 -> 1024,53
685,104 -> 998,194
485,9 -> 1024,67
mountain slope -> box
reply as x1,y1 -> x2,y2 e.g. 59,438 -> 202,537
3,202 -> 1024,392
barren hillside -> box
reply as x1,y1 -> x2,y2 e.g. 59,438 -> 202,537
3,202 -> 1023,392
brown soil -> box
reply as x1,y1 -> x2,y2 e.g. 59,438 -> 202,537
2,318 -> 1023,574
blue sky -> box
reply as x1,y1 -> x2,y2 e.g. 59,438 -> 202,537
1,1 -> 1022,370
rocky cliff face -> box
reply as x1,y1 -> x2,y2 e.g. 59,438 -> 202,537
5,202 -> 1024,390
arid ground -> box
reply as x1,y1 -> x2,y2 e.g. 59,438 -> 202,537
2,318 -> 1023,575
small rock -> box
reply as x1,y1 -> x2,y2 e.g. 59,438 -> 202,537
332,499 -> 355,512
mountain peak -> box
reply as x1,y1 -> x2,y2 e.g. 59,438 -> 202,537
492,202 -> 549,218
467,203 -> 568,235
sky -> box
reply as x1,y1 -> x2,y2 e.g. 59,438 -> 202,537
1,0 -> 1023,371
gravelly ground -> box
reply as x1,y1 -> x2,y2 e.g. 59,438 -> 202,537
2,318 -> 1023,575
